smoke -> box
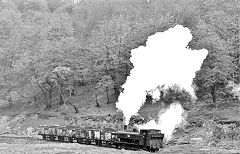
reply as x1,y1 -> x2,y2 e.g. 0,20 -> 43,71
137,102 -> 186,141
116,25 -> 208,124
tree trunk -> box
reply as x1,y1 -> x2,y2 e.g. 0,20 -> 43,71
46,91 -> 52,110
8,96 -> 13,108
73,105 -> 79,113
212,93 -> 216,103
114,86 -> 118,95
211,85 -> 216,103
46,100 -> 51,110
33,95 -> 37,104
94,93 -> 100,107
125,63 -> 128,75
59,94 -> 64,105
118,50 -> 121,65
63,90 -> 79,113
114,86 -> 120,96
37,83 -> 49,108
59,85 -> 64,105
96,101 -> 100,107
71,88 -> 75,96
45,80 -> 55,110
46,101 -> 51,110
106,87 -> 110,104
160,91 -> 164,100
67,101 -> 79,113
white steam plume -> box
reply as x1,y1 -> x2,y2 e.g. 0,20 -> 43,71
116,25 -> 208,124
137,102 -> 186,141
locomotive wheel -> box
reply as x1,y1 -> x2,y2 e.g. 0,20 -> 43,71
149,148 -> 156,153
119,146 -> 124,150
68,137 -> 73,143
116,144 -> 123,150
117,144 -> 123,150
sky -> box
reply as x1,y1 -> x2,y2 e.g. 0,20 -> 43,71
116,25 -> 208,124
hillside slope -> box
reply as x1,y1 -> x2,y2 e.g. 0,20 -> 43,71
0,84 -> 125,135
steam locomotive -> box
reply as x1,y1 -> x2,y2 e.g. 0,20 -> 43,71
38,125 -> 164,152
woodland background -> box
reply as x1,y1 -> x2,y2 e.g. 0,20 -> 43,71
0,0 -> 240,118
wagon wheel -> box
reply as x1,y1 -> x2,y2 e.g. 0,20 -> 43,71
106,141 -> 110,147
95,140 -> 99,146
50,135 -> 54,141
68,137 -> 73,143
59,136 -> 64,142
98,140 -> 102,147
80,138 -> 83,144
118,144 -> 124,150
115,143 -> 119,149
86,139 -> 91,145
42,135 -> 46,140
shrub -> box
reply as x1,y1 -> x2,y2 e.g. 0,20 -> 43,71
163,84 -> 193,110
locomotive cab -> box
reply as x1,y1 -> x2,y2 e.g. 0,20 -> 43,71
140,129 -> 164,151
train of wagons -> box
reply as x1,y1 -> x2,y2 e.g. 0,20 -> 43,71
38,125 -> 164,152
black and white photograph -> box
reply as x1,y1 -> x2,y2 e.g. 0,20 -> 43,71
0,0 -> 240,153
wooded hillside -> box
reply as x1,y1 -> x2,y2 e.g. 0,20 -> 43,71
0,0 -> 239,112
